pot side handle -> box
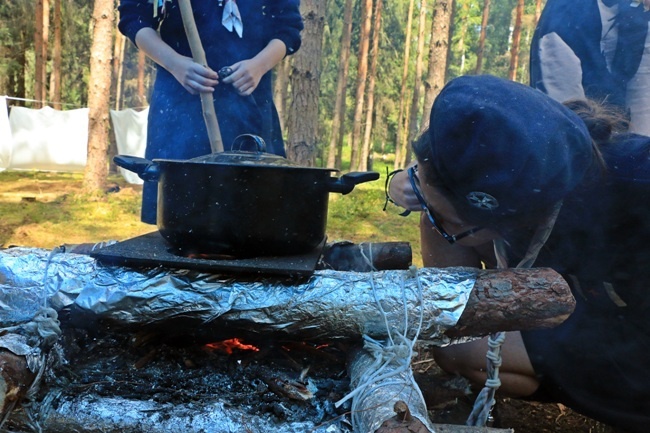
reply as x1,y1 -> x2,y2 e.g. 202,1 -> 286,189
113,155 -> 161,182
328,171 -> 380,195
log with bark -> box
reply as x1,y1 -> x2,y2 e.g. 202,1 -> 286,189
0,248 -> 574,342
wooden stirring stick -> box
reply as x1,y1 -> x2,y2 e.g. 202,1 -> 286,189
178,0 -> 225,153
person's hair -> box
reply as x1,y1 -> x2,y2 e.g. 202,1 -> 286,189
562,98 -> 629,147
562,98 -> 630,177
411,97 -> 629,232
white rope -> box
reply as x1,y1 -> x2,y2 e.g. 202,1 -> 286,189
4,96 -> 149,111
466,331 -> 506,426
334,259 -> 429,431
5,96 -> 84,109
467,201 -> 564,427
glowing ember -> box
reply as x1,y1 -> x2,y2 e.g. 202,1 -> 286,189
204,338 -> 260,355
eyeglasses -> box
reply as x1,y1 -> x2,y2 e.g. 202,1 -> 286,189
407,165 -> 483,245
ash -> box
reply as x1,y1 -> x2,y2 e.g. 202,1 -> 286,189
6,325 -> 354,433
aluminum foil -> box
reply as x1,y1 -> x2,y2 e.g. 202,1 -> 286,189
344,344 -> 436,433
7,393 -> 351,433
0,247 -> 476,344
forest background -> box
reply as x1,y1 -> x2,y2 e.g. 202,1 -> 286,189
0,0 -> 543,191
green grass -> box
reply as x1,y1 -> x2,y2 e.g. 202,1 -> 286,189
0,170 -> 152,249
326,160 -> 422,261
0,161 -> 422,266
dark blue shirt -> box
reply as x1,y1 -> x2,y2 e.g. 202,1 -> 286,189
519,133 -> 650,432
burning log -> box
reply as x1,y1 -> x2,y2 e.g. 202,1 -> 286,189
3,322 -> 355,433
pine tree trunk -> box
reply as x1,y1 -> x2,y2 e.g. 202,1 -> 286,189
43,0 -> 49,102
137,50 -> 147,105
534,0 -> 543,27
272,56 -> 290,132
34,0 -> 44,108
359,0 -> 382,172
349,0 -> 373,171
17,31 -> 27,103
393,0 -> 415,170
83,0 -> 115,193
422,0 -> 453,124
403,0 -> 427,167
112,30 -> 126,110
475,0 -> 491,74
49,0 -> 62,109
1,46 -> 9,97
326,0 -> 355,170
109,28 -> 126,174
286,0 -> 326,166
0,47 -> 8,100
508,0 -> 524,81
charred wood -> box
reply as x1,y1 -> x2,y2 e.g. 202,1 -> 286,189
0,346 -> 36,424
318,241 -> 412,271
4,327 -> 352,433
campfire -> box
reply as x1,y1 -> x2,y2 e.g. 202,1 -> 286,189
0,242 -> 574,432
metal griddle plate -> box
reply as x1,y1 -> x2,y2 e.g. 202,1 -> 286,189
90,231 -> 325,277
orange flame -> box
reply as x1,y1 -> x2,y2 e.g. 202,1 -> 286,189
204,338 -> 260,355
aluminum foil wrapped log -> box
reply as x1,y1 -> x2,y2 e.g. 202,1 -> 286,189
0,248 -> 471,344
340,343 -> 436,433
0,247 -> 574,344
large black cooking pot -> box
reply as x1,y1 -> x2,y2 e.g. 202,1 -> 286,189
114,135 -> 379,257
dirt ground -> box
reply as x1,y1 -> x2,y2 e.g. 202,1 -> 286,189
413,358 -> 624,433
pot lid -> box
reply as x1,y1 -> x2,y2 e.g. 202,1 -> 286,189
179,134 -> 337,171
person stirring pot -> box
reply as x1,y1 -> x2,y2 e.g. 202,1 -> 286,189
118,0 -> 303,224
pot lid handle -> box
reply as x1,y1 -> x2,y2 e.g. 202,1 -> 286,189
232,134 -> 266,153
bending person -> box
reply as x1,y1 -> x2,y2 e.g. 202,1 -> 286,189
389,75 -> 650,432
